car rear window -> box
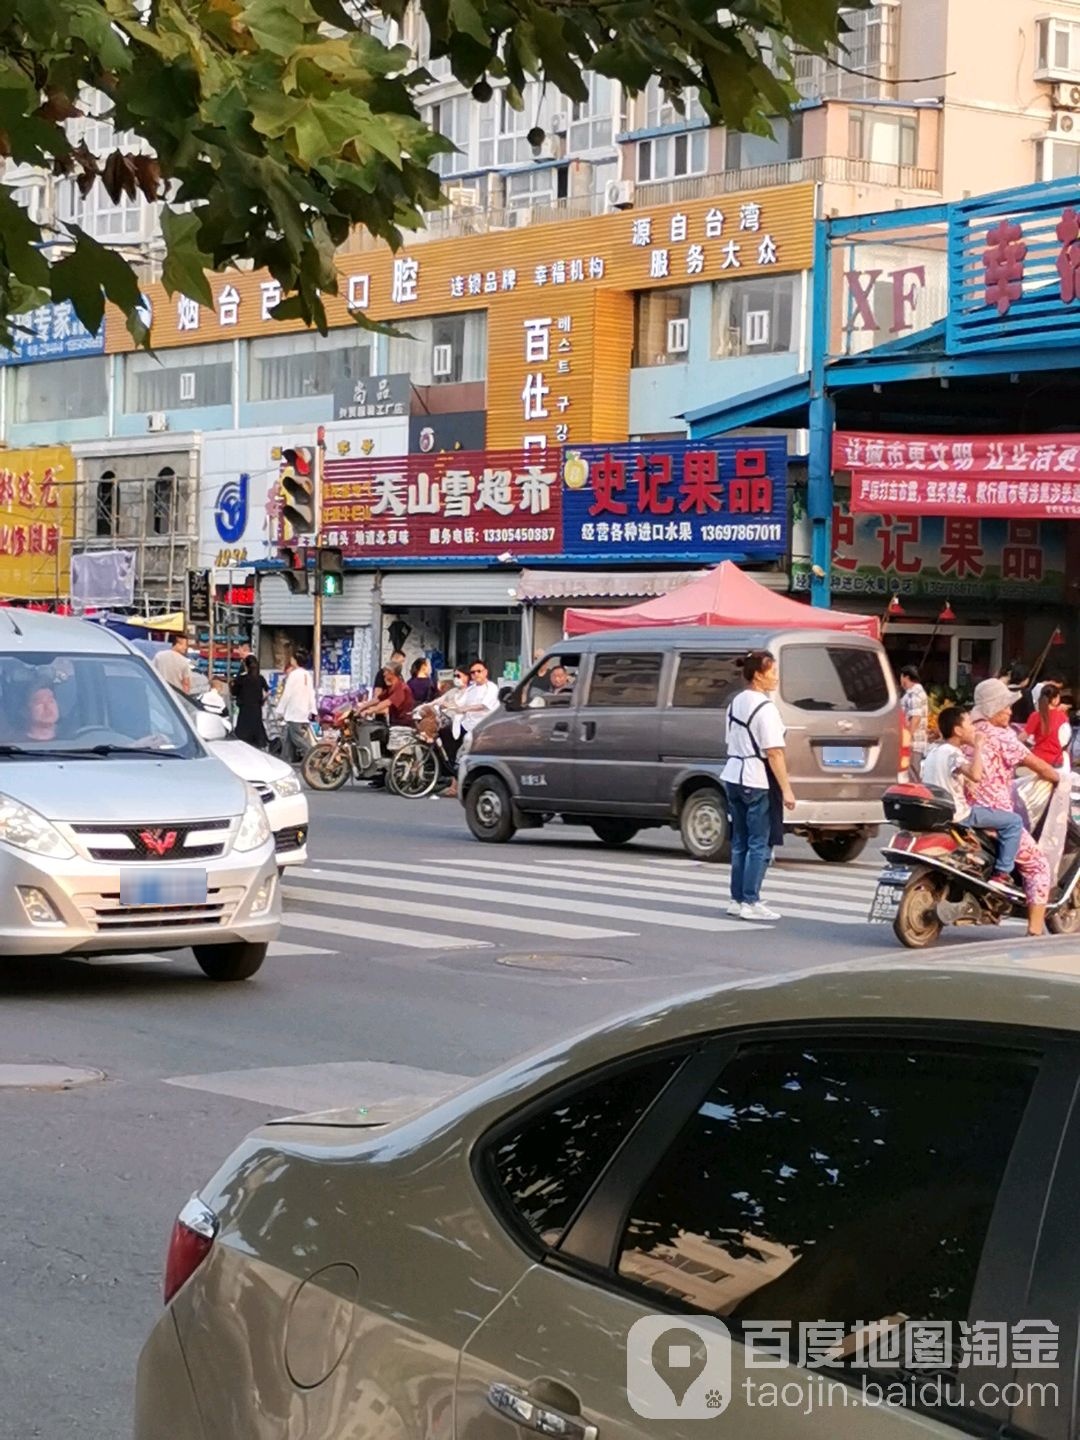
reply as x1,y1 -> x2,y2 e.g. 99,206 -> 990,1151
585,652 -> 664,708
671,653 -> 743,709
781,645 -> 890,713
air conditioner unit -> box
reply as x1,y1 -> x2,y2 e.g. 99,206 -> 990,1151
550,111 -> 569,135
605,178 -> 635,211
1052,81 -> 1080,109
178,371 -> 196,402
146,411 -> 168,433
1049,111 -> 1078,133
666,316 -> 690,355
506,206 -> 533,228
432,343 -> 454,379
446,185 -> 480,209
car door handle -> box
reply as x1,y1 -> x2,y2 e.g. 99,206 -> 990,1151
551,721 -> 570,741
488,1383 -> 598,1440
581,720 -> 596,741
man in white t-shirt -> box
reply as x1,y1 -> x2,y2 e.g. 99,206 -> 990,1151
276,653 -> 317,763
921,704 -> 1023,886
721,650 -> 795,923
153,635 -> 191,695
459,660 -> 501,735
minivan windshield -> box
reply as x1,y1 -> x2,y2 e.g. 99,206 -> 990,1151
0,650 -> 202,758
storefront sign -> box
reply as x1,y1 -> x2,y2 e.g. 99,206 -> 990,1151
0,445 -> 75,598
187,569 -> 212,625
561,438 -> 788,560
409,410 -> 486,454
0,301 -> 105,365
332,372 -> 410,422
837,431 -> 1080,518
317,449 -> 562,561
792,503 -> 1066,601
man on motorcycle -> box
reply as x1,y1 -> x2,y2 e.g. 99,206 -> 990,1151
922,706 -> 1023,887
969,677 -> 1060,937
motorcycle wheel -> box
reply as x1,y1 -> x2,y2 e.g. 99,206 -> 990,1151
1048,889 -> 1080,935
389,743 -> 440,799
302,742 -> 350,791
893,870 -> 945,949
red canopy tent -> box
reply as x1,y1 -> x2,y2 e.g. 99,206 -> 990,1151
563,562 -> 879,638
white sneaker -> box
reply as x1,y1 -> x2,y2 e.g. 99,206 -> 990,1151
727,900 -> 743,917
741,902 -> 781,922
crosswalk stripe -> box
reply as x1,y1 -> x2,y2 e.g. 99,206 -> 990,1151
449,855 -> 877,903
296,864 -> 747,932
280,909 -> 491,950
283,884 -> 634,941
527,852 -> 880,896
300,861 -> 862,927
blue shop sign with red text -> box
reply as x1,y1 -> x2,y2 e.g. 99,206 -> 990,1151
560,437 -> 788,562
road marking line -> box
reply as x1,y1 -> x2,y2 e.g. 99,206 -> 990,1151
283,885 -> 634,941
281,910 -> 491,950
269,940 -> 335,957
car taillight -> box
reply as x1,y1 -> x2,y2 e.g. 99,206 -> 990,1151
164,1196 -> 218,1304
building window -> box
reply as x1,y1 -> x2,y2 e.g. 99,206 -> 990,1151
478,89 -> 533,168
57,107 -> 156,243
151,468 -> 175,537
725,115 -> 803,171
633,288 -> 692,367
124,342 -> 232,413
95,472 -> 116,537
429,95 -> 473,177
12,356 -> 109,423
505,166 -> 566,210
247,330 -> 372,402
796,3 -> 899,100
1037,16 -> 1080,77
713,274 -> 797,358
387,312 -> 487,386
848,108 -> 916,166
634,77 -> 706,132
637,129 -> 707,183
1036,137 -> 1080,179
569,74 -> 614,154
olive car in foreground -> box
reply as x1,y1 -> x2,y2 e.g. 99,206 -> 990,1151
138,940 -> 1079,1438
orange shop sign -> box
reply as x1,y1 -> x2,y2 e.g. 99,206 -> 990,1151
0,445 -> 75,599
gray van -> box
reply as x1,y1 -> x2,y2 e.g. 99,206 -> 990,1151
459,625 -> 900,863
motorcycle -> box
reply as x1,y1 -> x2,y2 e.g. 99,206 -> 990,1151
302,708 -> 416,792
870,780 -> 1080,947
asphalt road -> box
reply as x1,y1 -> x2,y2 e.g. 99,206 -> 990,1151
0,790 -> 926,1439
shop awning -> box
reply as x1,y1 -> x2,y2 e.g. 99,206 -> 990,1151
123,611 -> 187,635
515,569 -> 712,602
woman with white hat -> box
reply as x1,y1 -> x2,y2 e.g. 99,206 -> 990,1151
969,677 -> 1061,937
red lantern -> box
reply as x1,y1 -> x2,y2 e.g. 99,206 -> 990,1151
938,601 -> 957,623
887,595 -> 905,617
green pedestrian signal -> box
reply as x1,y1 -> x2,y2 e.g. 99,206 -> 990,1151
315,546 -> 344,599
321,571 -> 343,598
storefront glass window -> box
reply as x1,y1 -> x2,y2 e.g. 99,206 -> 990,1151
388,312 -> 487,386
247,330 -> 372,402
12,356 -> 109,423
713,274 -> 796,358
123,341 -> 232,412
633,288 -> 691,367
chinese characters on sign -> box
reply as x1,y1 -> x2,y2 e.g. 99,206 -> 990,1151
332,373 -> 410,422
0,301 -> 105,365
562,438 -> 788,560
314,450 -> 563,561
836,431 -> 1080,518
0,446 -> 74,599
522,315 -> 574,446
630,203 -> 781,282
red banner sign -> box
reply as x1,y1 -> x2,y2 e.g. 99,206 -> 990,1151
836,432 -> 1080,518
316,448 -> 563,561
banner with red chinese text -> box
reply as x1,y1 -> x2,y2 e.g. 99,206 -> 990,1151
0,445 -> 74,599
836,432 -> 1080,518
314,449 -> 563,562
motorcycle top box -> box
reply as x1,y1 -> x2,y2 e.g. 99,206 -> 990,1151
882,783 -> 955,830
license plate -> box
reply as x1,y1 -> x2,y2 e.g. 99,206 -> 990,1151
821,745 -> 868,769
119,869 -> 207,908
868,878 -> 906,923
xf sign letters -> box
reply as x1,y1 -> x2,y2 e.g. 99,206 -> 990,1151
845,266 -> 926,334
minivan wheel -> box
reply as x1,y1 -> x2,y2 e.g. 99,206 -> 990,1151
591,820 -> 640,847
680,789 -> 730,863
465,775 -> 516,843
810,830 -> 869,864
193,941 -> 267,981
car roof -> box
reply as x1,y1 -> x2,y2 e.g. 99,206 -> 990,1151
556,626 -> 882,652
0,610 -> 131,656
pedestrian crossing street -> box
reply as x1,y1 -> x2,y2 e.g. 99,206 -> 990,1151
271,850 -> 886,957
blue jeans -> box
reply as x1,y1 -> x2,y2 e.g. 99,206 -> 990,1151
968,805 -> 1023,876
725,782 -> 772,904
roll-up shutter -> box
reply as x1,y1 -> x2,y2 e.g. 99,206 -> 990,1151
257,573 -> 376,626
379,571 -> 521,607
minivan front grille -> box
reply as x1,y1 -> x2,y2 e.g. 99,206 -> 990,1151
71,820 -> 232,862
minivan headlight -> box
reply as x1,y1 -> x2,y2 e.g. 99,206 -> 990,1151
270,774 -> 302,800
0,793 -> 75,860
234,797 -> 271,853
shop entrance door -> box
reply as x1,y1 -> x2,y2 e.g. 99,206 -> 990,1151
452,614 -> 520,681
884,623 -> 1002,697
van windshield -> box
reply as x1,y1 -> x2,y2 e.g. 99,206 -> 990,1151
781,645 -> 891,713
0,650 -> 201,758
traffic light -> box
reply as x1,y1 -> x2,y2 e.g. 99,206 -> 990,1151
276,545 -> 309,595
280,446 -> 316,535
316,547 -> 344,599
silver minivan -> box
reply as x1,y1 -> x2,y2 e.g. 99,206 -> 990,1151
0,611 -> 280,979
460,625 -> 900,864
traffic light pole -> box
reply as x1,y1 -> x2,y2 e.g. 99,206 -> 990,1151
312,426 -> 326,693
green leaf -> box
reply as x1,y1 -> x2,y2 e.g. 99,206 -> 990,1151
160,208 -> 215,307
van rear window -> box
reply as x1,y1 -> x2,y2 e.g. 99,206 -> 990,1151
671,653 -> 743,709
781,646 -> 890,713
586,653 -> 663,708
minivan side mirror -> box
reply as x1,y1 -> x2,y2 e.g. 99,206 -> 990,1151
194,708 -> 230,742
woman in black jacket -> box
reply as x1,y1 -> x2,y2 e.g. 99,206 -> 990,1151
231,654 -> 269,749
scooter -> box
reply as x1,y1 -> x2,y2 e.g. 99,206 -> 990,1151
870,781 -> 1080,947
302,708 -> 413,791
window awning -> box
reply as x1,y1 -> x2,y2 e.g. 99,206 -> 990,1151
515,568 -> 789,602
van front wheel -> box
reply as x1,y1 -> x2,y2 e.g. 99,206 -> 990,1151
680,789 -> 730,863
465,775 -> 516,844
810,830 -> 869,864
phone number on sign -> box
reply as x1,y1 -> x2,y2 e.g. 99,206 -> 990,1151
481,527 -> 557,543
701,523 -> 784,542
